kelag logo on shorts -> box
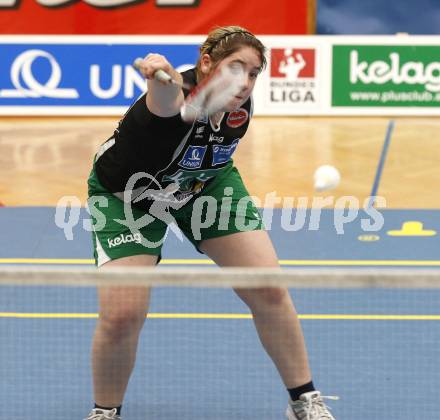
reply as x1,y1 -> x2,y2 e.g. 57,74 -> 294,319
332,45 -> 440,107
267,48 -> 317,108
108,233 -> 142,248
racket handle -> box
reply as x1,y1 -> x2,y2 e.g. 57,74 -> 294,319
133,57 -> 174,84
133,57 -> 143,69
154,69 -> 173,83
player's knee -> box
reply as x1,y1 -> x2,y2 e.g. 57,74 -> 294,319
98,308 -> 146,340
256,287 -> 290,306
235,287 -> 290,309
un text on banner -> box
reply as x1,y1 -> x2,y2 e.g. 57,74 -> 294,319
0,43 -> 199,107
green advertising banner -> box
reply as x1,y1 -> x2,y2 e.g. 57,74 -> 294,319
332,45 -> 440,107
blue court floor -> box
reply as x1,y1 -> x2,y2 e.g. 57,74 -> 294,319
0,207 -> 439,419
0,207 -> 439,266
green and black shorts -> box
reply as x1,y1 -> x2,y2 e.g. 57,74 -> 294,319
87,163 -> 264,266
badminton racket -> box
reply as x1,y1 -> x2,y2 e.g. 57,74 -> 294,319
133,58 -> 245,123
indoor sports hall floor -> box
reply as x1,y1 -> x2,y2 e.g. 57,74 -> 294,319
0,116 -> 439,419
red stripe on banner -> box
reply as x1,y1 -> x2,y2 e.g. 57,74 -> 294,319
0,0 -> 308,35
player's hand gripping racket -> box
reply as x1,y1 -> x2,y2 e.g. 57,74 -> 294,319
133,57 -> 177,84
133,58 -> 245,123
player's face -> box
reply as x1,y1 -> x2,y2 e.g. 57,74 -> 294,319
216,46 -> 262,111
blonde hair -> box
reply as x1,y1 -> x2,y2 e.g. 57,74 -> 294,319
196,26 -> 266,80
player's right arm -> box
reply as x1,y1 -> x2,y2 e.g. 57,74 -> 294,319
135,54 -> 184,118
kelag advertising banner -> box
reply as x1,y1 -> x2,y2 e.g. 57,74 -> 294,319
0,35 -> 439,116
0,0 -> 308,35
332,45 -> 440,107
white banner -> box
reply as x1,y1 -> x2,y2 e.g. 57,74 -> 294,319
0,35 -> 439,116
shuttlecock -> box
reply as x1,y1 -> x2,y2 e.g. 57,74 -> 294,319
314,165 -> 341,192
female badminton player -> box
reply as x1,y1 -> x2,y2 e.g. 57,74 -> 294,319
85,26 -> 336,420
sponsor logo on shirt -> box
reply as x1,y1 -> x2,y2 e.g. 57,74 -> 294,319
174,180 -> 206,202
226,108 -> 249,128
178,145 -> 207,169
108,233 -> 142,248
195,126 -> 205,139
212,139 -> 239,166
209,133 -> 224,143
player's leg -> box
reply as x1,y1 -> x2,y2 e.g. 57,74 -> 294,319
200,232 -> 337,420
199,230 -> 312,389
92,255 -> 157,410
87,166 -> 166,418
181,165 -> 337,419
178,164 -> 312,387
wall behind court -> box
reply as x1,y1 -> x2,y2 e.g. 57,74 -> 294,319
318,0 -> 440,35
0,0 -> 309,35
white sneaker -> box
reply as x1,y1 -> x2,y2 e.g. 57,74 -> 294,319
286,391 -> 338,420
84,408 -> 121,420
